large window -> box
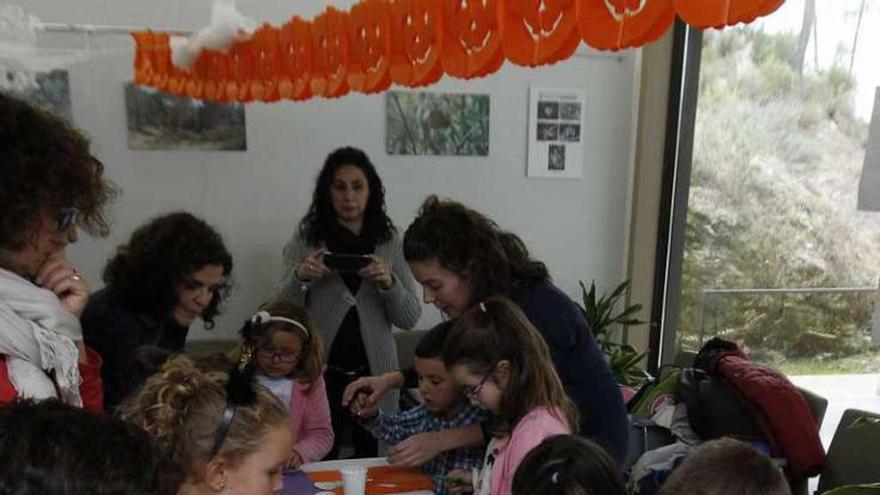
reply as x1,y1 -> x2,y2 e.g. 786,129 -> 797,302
662,1 -> 880,375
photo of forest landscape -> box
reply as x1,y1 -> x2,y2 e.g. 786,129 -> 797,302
125,83 -> 246,151
386,91 -> 489,156
4,70 -> 73,122
678,2 -> 880,374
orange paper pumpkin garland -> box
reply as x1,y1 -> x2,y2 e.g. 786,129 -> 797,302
130,0 -> 784,103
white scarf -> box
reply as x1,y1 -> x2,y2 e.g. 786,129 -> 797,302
0,267 -> 83,406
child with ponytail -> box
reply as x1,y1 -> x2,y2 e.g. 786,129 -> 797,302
121,355 -> 292,495
443,297 -> 578,495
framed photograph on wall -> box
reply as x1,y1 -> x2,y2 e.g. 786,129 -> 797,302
6,69 -> 73,123
386,90 -> 489,156
124,82 -> 246,151
527,87 -> 586,178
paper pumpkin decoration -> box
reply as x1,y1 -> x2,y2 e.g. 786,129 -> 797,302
201,51 -> 221,101
577,0 -> 675,51
251,24 -> 281,102
498,0 -> 580,67
131,31 -> 154,86
279,16 -> 313,101
388,0 -> 444,87
151,33 -> 172,91
226,39 -> 255,102
184,51 -> 209,99
310,7 -> 351,98
440,0 -> 504,78
347,0 -> 393,94
675,0 -> 784,29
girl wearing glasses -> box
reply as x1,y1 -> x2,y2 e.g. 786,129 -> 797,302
443,297 -> 578,495
0,94 -> 116,410
239,299 -> 334,469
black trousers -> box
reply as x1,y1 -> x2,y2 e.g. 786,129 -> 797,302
324,366 -> 378,459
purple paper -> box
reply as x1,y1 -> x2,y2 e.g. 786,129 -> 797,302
282,470 -> 320,495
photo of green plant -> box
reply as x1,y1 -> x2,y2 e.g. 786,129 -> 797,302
385,91 -> 489,156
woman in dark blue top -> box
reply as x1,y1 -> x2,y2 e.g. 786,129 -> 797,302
82,212 -> 232,411
343,196 -> 628,467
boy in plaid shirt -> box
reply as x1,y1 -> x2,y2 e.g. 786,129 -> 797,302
351,322 -> 487,494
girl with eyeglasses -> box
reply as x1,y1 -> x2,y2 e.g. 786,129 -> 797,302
238,299 -> 334,469
443,297 -> 578,495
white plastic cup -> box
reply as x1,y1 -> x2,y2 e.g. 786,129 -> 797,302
340,467 -> 367,495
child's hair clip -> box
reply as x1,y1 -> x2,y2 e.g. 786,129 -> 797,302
479,301 -> 487,312
551,471 -> 561,484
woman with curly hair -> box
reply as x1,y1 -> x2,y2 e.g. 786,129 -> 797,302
122,355 -> 292,495
82,212 -> 232,410
0,93 -> 116,410
344,196 -> 628,468
276,146 -> 421,458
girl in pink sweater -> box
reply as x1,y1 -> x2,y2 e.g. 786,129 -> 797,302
240,300 -> 334,468
444,297 -> 579,495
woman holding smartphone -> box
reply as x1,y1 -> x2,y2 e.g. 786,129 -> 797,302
277,146 -> 421,459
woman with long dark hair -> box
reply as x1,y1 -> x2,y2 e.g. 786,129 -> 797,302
277,146 -> 421,458
344,196 -> 628,467
82,212 -> 232,411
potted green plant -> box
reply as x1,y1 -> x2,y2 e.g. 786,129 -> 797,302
579,280 -> 651,387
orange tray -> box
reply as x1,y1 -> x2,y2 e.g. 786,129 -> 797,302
306,465 -> 434,494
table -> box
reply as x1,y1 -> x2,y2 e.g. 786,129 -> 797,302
283,457 -> 435,495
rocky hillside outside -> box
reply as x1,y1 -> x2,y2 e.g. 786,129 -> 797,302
677,21 -> 880,374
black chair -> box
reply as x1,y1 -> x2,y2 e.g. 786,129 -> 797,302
816,408 -> 880,492
789,386 -> 828,495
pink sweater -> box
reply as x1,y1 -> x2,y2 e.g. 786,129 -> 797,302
489,407 -> 571,495
289,375 -> 334,463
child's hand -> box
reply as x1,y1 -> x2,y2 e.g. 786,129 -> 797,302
387,431 -> 443,467
446,469 -> 474,494
350,392 -> 377,420
285,450 -> 304,470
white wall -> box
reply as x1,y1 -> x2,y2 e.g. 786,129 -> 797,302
23,0 -> 638,339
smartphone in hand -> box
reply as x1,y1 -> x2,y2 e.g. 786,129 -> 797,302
323,252 -> 372,273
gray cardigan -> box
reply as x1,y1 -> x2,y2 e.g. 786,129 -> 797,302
276,232 -> 421,413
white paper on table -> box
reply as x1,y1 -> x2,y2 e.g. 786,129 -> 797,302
858,87 -> 880,211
